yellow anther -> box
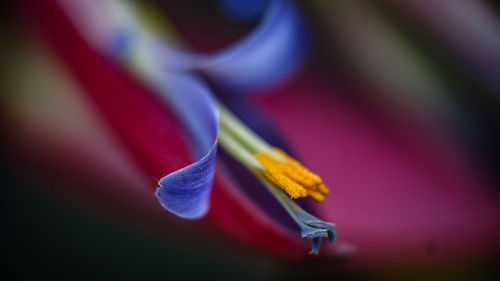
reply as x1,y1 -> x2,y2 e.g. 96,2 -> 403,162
254,149 -> 330,201
255,153 -> 307,199
317,183 -> 329,195
262,171 -> 308,199
307,190 -> 325,203
274,149 -> 322,188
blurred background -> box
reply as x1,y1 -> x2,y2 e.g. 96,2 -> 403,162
2,0 -> 500,280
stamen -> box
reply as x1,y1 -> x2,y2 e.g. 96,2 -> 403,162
274,149 -> 322,187
307,190 -> 326,203
255,152 -> 308,199
217,102 -> 338,255
317,183 -> 330,195
254,149 -> 330,201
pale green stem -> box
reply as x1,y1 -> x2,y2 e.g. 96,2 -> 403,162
218,102 -> 271,153
218,128 -> 263,170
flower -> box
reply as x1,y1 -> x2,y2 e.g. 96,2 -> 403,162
23,0 -> 341,256
5,0 -> 500,271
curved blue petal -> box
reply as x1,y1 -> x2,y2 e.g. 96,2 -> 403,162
154,0 -> 310,94
156,145 -> 217,219
153,73 -> 219,219
199,0 -> 309,94
155,73 -> 219,157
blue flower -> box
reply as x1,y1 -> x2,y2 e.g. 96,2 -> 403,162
60,0 -> 337,254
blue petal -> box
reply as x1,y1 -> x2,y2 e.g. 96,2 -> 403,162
154,73 -> 219,219
155,73 -> 219,156
154,0 -> 309,94
199,0 -> 309,94
156,145 -> 217,219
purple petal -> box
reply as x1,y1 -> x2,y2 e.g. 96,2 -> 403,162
156,145 -> 217,219
155,0 -> 310,94
198,0 -> 309,94
154,73 -> 219,219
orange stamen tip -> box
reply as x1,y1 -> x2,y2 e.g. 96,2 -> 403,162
317,183 -> 330,195
307,190 -> 326,203
254,148 -> 330,202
